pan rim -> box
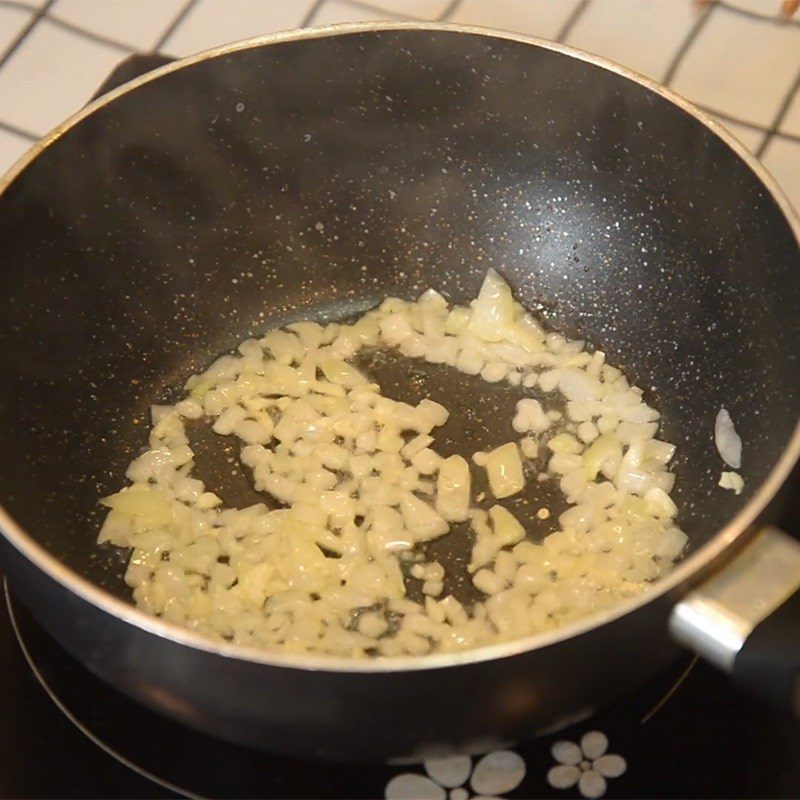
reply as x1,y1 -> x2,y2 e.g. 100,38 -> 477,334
1,20 -> 799,674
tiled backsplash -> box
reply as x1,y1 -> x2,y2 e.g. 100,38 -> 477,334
0,0 -> 798,210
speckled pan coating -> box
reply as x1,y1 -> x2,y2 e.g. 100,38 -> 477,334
0,26 -> 798,759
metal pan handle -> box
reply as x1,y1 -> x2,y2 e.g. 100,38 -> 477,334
669,527 -> 800,715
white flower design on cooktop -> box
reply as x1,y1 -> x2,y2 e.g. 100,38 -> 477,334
385,750 -> 526,800
546,731 -> 627,799
384,730 -> 627,799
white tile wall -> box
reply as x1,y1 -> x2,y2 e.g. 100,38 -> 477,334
309,0 -> 397,26
565,0 -> 698,81
723,0 -> 790,14
671,6 -> 800,125
781,88 -> 800,137
50,0 -> 185,50
0,0 -> 798,211
163,0 -> 316,57
0,5 -> 34,54
713,117 -> 766,151
354,0 -> 453,18
762,136 -> 800,210
450,0 -> 581,41
0,127 -> 32,172
0,19 -> 123,134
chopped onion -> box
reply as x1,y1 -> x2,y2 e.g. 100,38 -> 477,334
435,455 -> 471,522
99,268 -> 688,658
467,268 -> 517,343
100,487 -> 173,531
719,470 -> 744,494
489,505 -> 526,548
484,442 -> 525,499
512,398 -> 551,434
401,493 -> 449,542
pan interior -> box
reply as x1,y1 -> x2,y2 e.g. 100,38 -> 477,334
0,28 -> 798,605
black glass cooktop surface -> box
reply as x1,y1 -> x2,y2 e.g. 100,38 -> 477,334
2,580 -> 799,800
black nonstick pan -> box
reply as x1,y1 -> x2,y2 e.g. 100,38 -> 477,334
0,23 -> 799,761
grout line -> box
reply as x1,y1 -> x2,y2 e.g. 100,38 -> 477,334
0,0 -> 39,13
0,118 -> 38,141
0,0 -> 55,71
2,0 -> 134,54
662,1 -> 714,86
41,13 -> 133,53
755,63 -> 800,158
773,129 -> 800,146
301,0 -> 326,27
697,102 -> 800,146
698,104 -> 768,131
555,0 -> 591,43
717,0 -> 800,28
309,0 -> 455,25
437,0 -> 462,22
333,0 -> 419,21
152,0 -> 199,52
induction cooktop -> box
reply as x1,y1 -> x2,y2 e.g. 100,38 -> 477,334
3,579 -> 799,800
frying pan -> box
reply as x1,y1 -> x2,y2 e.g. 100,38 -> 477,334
0,23 -> 799,762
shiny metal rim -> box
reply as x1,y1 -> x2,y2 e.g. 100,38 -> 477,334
0,21 -> 798,674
